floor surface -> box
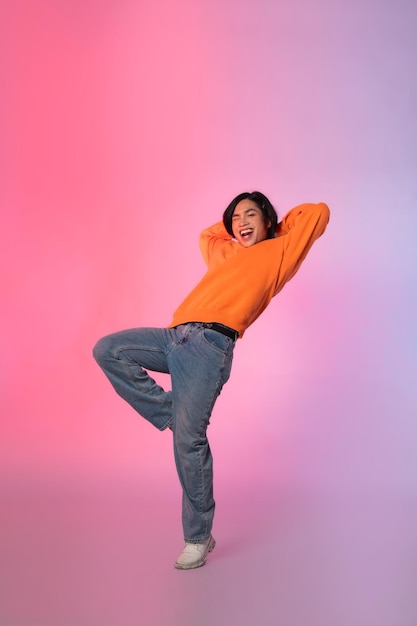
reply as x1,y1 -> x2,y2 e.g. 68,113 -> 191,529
1,478 -> 415,626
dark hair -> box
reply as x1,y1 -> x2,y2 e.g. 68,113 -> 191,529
223,191 -> 278,239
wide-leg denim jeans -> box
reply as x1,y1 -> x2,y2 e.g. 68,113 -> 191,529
93,323 -> 234,542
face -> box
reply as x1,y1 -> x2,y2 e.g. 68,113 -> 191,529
231,199 -> 271,247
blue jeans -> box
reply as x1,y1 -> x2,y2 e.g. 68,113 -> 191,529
93,323 -> 235,542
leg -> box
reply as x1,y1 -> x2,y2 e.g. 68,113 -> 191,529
93,327 -> 173,431
168,324 -> 234,542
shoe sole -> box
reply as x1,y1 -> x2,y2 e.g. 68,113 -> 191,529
174,536 -> 216,570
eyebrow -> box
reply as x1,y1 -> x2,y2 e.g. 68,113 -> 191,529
232,207 -> 261,218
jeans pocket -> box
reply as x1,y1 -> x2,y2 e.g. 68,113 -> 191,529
201,327 -> 232,353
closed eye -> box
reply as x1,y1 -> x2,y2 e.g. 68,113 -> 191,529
233,211 -> 257,220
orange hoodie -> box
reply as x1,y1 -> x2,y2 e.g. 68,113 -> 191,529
169,202 -> 330,337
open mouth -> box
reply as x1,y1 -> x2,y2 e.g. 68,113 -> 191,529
240,228 -> 254,240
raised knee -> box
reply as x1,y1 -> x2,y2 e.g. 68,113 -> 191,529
92,336 -> 111,364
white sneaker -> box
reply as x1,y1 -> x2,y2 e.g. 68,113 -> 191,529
174,535 -> 216,570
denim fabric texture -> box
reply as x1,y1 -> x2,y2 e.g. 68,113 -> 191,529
93,323 -> 234,542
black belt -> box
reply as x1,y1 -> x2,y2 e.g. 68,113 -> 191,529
202,322 -> 239,342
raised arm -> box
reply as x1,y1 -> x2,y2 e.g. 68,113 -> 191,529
199,221 -> 235,267
274,202 -> 330,290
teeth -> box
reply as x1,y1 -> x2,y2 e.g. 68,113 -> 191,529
241,230 -> 252,236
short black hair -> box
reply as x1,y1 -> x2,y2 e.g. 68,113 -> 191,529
223,191 -> 278,239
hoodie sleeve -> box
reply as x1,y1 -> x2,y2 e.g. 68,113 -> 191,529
274,202 -> 330,292
199,222 -> 236,267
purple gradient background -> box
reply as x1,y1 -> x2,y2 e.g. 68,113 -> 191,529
1,1 -> 416,625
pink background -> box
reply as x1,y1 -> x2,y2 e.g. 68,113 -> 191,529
1,1 -> 416,625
